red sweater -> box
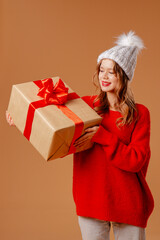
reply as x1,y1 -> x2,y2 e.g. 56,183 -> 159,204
73,95 -> 154,228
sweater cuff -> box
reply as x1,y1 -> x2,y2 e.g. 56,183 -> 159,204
91,125 -> 118,145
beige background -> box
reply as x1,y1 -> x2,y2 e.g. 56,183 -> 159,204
1,0 -> 160,239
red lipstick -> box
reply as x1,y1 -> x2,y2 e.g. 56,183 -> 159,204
102,81 -> 111,87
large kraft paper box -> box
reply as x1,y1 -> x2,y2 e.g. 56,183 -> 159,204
7,77 -> 102,161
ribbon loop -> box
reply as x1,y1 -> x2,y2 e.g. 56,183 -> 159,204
37,78 -> 69,105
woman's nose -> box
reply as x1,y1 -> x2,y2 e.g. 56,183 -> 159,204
103,72 -> 109,78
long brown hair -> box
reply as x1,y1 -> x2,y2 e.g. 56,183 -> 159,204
92,59 -> 139,128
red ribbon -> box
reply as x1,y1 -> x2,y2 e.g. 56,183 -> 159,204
23,78 -> 84,157
36,78 -> 69,105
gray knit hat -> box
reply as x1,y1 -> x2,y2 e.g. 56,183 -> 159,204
97,31 -> 145,81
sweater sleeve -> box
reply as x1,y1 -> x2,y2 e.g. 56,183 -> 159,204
91,106 -> 151,173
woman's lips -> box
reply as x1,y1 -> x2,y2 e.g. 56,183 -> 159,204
102,81 -> 111,87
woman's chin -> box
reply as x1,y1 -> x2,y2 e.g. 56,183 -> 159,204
101,86 -> 114,92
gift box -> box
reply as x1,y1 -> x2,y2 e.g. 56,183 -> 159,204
7,77 -> 102,161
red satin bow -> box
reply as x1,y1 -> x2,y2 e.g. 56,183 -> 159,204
37,78 -> 69,105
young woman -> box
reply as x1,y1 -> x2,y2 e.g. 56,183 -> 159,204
6,31 -> 154,240
72,31 -> 154,240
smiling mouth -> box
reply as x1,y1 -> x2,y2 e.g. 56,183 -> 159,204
102,81 -> 111,86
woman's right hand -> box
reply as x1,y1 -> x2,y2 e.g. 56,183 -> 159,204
5,110 -> 15,126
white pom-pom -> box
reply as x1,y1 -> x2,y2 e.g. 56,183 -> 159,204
115,30 -> 145,53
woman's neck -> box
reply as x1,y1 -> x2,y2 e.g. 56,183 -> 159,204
107,92 -> 119,110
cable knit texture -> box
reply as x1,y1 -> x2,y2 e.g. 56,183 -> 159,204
97,31 -> 145,81
73,95 -> 154,228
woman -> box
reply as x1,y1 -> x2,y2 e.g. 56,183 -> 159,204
6,31 -> 154,240
72,31 -> 154,240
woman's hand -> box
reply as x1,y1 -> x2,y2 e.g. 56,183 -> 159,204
5,110 -> 15,126
73,126 -> 99,150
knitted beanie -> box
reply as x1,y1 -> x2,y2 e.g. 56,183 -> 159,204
97,31 -> 145,81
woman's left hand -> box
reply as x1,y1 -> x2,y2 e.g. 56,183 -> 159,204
73,126 -> 99,149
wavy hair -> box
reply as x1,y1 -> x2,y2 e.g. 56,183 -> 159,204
92,60 -> 139,128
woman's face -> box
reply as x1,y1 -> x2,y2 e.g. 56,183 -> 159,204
98,59 -> 120,93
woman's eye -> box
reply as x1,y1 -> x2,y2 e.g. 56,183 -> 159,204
109,72 -> 114,74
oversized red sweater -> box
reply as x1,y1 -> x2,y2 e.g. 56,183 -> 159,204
73,95 -> 154,228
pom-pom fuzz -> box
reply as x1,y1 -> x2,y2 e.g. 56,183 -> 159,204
115,30 -> 145,54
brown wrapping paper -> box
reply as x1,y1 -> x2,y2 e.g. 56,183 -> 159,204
7,77 -> 102,161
